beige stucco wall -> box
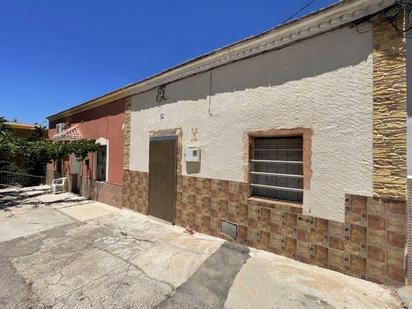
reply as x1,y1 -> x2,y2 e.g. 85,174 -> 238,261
128,26 -> 374,222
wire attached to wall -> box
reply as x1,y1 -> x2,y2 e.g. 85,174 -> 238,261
385,1 -> 410,31
354,1 -> 412,37
354,18 -> 378,34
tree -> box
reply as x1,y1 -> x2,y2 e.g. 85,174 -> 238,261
0,115 -> 100,181
30,124 -> 48,141
0,133 -> 25,174
68,139 -> 100,160
0,134 -> 100,176
0,116 -> 10,135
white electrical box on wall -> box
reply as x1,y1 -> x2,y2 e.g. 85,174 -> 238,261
184,147 -> 201,162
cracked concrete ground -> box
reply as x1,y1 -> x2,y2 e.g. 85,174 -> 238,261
0,186 -> 405,308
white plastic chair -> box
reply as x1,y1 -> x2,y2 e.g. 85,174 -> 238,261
51,177 -> 67,194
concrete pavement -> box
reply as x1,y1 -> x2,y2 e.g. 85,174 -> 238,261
0,186 -> 405,308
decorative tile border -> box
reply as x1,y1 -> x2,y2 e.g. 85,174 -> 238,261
123,97 -> 132,170
372,13 -> 407,200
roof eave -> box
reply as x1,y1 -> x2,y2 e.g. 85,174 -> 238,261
48,0 -> 395,122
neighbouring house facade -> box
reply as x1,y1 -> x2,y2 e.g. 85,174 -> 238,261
47,98 -> 126,207
48,0 -> 412,287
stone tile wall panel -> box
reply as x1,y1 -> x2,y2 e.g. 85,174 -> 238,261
122,170 -> 406,287
80,179 -> 123,208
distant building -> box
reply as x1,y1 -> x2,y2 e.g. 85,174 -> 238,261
5,122 -> 35,138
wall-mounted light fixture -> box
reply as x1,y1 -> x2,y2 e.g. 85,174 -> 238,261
156,85 -> 167,103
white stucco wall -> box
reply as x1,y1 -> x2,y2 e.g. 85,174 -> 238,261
129,26 -> 374,222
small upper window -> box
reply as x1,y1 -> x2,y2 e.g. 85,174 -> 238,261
250,136 -> 303,203
56,123 -> 66,134
96,145 -> 107,181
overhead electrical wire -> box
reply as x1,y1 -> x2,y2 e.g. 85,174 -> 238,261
283,0 -> 412,37
354,0 -> 412,37
281,0 -> 318,25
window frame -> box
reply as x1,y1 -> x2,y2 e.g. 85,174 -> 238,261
93,137 -> 109,182
247,128 -> 312,205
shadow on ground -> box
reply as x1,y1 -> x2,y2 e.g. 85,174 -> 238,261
0,186 -> 90,211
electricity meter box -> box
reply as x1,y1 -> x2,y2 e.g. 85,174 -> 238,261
184,147 -> 201,162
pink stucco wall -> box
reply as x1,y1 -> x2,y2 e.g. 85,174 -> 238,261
48,98 -> 126,185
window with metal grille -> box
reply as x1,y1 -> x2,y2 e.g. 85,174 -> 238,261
250,136 -> 303,203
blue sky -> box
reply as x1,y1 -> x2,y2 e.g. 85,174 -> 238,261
0,0 -> 337,125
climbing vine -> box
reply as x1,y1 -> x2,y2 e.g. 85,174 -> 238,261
0,119 -> 99,176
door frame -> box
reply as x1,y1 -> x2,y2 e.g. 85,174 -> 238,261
94,137 -> 109,182
70,154 -> 82,193
148,134 -> 178,224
